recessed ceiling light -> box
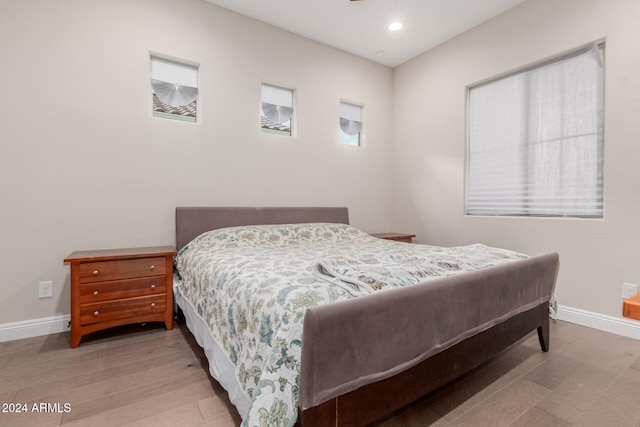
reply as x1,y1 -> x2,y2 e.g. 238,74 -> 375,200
388,21 -> 404,32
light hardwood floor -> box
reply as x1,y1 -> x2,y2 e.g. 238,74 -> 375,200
0,318 -> 638,426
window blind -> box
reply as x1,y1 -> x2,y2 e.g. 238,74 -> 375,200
339,101 -> 362,146
151,57 -> 198,107
466,44 -> 605,218
261,84 -> 293,125
339,102 -> 362,135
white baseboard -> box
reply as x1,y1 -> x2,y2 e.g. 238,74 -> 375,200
1,305 -> 638,343
0,314 -> 70,343
556,304 -> 640,340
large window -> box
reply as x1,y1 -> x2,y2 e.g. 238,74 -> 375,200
151,56 -> 198,123
466,44 -> 605,218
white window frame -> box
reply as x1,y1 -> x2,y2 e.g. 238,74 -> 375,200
465,43 -> 605,218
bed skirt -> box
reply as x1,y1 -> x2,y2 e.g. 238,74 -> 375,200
173,277 -> 249,418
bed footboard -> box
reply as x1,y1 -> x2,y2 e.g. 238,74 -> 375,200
297,252 -> 559,426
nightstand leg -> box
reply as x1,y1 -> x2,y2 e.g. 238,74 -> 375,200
71,329 -> 81,348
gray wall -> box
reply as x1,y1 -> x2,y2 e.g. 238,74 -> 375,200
392,0 -> 640,319
0,0 -> 394,324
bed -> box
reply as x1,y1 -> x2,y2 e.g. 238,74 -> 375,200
173,207 -> 559,426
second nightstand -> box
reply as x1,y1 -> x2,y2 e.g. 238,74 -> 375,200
65,246 -> 177,348
370,232 -> 416,243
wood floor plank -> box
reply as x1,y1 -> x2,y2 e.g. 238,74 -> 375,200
574,366 -> 640,427
0,354 -> 10,370
379,402 -> 442,427
121,402 -> 205,427
197,396 -> 243,425
66,323 -> 179,355
510,406 -> 571,427
535,363 -> 621,423
444,377 -> 550,426
0,350 -> 103,394
581,339 -> 640,376
59,364 -> 206,423
0,389 -> 16,404
13,351 -> 198,405
0,408 -> 63,427
95,330 -> 185,360
0,332 -> 67,357
60,376 -> 218,426
632,354 -> 640,371
523,353 -> 582,390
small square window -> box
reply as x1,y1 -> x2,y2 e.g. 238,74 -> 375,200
261,84 -> 294,136
151,56 -> 198,123
339,101 -> 362,146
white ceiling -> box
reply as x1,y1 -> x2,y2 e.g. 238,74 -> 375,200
204,0 -> 526,67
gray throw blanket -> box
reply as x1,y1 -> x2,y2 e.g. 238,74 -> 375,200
312,254 -> 459,295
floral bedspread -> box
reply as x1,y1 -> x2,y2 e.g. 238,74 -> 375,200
173,223 -> 527,427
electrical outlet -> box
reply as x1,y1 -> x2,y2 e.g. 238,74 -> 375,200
622,282 -> 639,299
39,281 -> 53,298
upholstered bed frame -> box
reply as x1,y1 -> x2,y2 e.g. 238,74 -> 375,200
175,207 -> 559,426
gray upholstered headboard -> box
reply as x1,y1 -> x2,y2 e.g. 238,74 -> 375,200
175,207 -> 350,250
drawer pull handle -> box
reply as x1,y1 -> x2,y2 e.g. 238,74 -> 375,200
93,291 -> 99,296
150,284 -> 156,289
150,303 -> 156,308
150,265 -> 155,271
93,311 -> 99,317
92,270 -> 99,276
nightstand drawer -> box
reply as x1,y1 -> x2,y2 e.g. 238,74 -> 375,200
79,257 -> 166,283
80,295 -> 167,325
79,277 -> 166,303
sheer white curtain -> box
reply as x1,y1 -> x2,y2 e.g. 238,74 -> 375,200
466,44 -> 604,218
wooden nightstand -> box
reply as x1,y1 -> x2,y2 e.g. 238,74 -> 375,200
64,246 -> 177,348
370,232 -> 416,243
